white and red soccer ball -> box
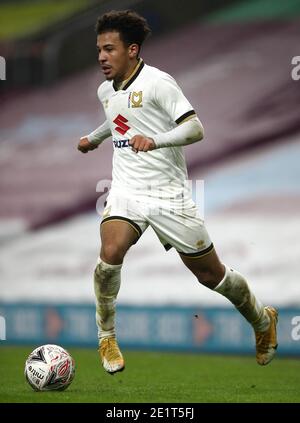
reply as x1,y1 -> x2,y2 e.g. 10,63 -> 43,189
24,344 -> 75,391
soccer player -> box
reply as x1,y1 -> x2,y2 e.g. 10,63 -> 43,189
78,10 -> 278,374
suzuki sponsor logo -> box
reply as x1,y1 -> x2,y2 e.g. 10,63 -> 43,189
113,139 -> 129,148
113,114 -> 130,135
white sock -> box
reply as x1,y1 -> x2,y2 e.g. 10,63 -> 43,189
94,258 -> 122,342
214,265 -> 270,332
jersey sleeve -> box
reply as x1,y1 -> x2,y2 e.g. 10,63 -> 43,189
97,82 -> 106,102
153,74 -> 196,124
87,120 -> 111,145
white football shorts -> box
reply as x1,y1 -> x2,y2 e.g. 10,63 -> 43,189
100,188 -> 213,257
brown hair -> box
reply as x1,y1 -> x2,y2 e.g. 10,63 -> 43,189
96,10 -> 151,52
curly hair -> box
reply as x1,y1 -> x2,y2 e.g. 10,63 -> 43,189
95,10 -> 151,50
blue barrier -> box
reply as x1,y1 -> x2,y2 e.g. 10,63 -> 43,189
0,303 -> 299,355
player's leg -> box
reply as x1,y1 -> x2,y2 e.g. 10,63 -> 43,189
179,248 -> 278,365
94,219 -> 141,374
179,246 -> 225,290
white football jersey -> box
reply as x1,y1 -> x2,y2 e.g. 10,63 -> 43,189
98,59 -> 196,204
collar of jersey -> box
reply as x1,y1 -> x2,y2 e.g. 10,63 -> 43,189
112,58 -> 144,91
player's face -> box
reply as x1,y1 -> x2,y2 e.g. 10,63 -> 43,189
97,31 -> 139,83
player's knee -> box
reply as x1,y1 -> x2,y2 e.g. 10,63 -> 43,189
100,242 -> 126,264
189,261 -> 225,289
196,271 -> 217,289
195,266 -> 223,289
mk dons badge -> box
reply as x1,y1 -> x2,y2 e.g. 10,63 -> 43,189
130,91 -> 143,108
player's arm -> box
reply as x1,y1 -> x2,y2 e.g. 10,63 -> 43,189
129,117 -> 203,152
152,116 -> 203,148
78,120 -> 111,153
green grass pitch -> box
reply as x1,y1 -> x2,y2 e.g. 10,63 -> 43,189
0,346 -> 299,403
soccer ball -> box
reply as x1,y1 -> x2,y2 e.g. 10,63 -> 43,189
24,344 -> 75,391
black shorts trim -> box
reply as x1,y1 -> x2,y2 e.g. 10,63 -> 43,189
101,216 -> 143,241
178,243 -> 214,258
175,110 -> 196,125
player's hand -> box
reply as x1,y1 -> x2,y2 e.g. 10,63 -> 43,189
77,137 -> 99,153
129,135 -> 156,153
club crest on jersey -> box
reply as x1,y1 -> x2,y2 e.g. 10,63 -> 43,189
128,91 -> 143,108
